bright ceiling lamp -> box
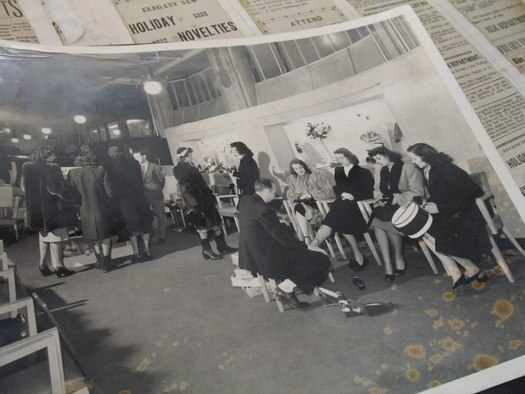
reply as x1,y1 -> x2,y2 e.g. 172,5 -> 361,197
74,115 -> 87,124
23,134 -> 32,140
144,80 -> 162,95
41,127 -> 52,135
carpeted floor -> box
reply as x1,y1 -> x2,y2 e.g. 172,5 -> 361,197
1,227 -> 524,394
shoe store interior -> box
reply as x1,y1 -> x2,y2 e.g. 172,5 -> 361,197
1,20 -> 525,394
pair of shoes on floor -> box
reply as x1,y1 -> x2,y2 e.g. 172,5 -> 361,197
273,286 -> 310,310
351,275 -> 365,290
348,256 -> 368,272
202,249 -> 222,260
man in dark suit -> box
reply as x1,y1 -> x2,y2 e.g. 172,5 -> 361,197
238,178 -> 331,310
133,149 -> 167,244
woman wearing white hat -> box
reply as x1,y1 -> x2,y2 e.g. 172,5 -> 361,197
173,147 -> 237,260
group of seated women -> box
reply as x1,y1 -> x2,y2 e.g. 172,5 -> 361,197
282,143 -> 490,294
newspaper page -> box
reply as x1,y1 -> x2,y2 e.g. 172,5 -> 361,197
448,0 -> 525,74
236,0 -> 351,34
0,0 -> 38,42
111,0 -> 245,43
345,1 -> 525,197
1,7 -> 524,392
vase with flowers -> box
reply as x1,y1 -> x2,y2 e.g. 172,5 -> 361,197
305,122 -> 332,163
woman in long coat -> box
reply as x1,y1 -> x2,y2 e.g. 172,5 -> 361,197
368,146 -> 425,282
310,148 -> 374,270
230,141 -> 259,196
105,145 -> 152,263
407,143 -> 490,290
22,146 -> 75,277
68,152 -> 116,272
173,147 -> 236,260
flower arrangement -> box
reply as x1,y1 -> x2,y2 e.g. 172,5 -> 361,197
305,122 -> 331,140
305,122 -> 332,163
202,157 -> 227,173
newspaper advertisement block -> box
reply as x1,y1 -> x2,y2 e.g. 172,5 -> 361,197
449,0 -> 525,74
238,0 -> 349,34
112,0 -> 245,43
0,0 -> 38,42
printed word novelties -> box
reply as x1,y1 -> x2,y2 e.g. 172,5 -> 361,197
177,22 -> 237,41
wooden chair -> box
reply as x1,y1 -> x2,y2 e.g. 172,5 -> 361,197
282,199 -> 337,258
357,199 -> 438,274
0,186 -> 25,241
470,172 -> 521,283
0,298 -> 65,394
215,194 -> 240,236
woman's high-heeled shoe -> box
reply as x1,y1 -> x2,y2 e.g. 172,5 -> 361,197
202,249 -> 222,260
352,275 -> 365,290
56,266 -> 74,278
39,265 -> 54,277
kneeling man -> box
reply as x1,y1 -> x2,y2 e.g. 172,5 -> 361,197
238,178 -> 331,310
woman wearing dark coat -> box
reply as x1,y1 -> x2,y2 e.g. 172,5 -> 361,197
310,148 -> 374,270
105,145 -> 152,263
407,143 -> 490,291
230,142 -> 259,196
22,146 -> 75,277
368,146 -> 425,282
68,152 -> 115,272
173,147 -> 237,260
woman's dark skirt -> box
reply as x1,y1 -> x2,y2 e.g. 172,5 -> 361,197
322,199 -> 367,235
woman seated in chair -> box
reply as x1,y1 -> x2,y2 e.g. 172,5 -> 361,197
310,148 -> 374,270
407,143 -> 490,292
367,146 -> 425,282
286,159 -> 335,244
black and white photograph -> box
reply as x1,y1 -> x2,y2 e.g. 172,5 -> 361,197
0,6 -> 524,394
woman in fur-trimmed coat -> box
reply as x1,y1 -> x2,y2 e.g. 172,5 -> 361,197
173,147 -> 237,260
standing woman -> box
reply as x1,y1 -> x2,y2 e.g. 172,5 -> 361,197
22,146 -> 75,278
367,146 -> 425,282
230,142 -> 259,196
68,152 -> 115,272
407,143 -> 489,290
173,147 -> 237,260
286,158 -> 335,243
105,145 -> 152,263
310,148 -> 374,270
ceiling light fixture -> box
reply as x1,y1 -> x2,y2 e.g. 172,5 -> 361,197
144,80 -> 162,95
11,137 -> 19,143
74,115 -> 87,124
41,127 -> 52,135
23,134 -> 32,140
